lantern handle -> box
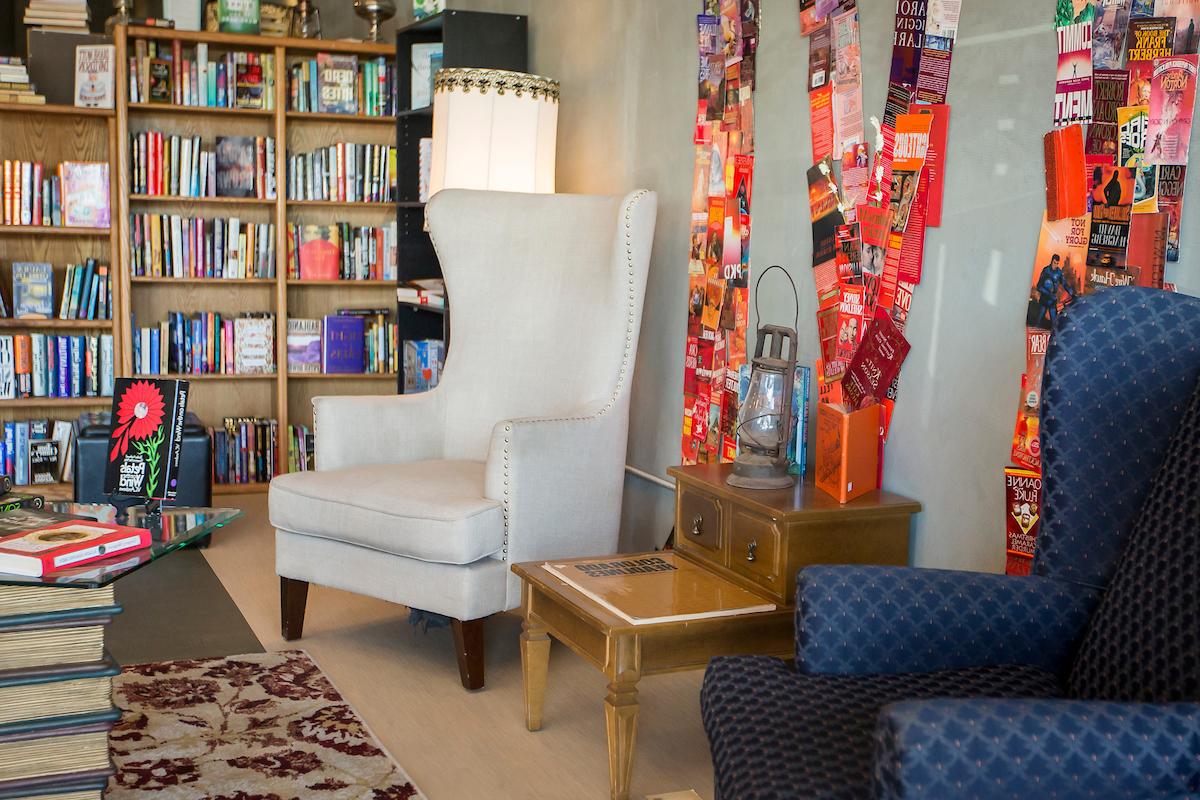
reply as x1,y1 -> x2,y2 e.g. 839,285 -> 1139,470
754,264 -> 800,334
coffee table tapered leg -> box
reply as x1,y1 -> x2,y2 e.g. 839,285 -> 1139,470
521,616 -> 551,731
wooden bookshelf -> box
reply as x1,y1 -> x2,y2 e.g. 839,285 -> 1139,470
113,24 -> 404,483
0,102 -> 122,497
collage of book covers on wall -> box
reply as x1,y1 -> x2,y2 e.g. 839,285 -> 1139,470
1008,0 -> 1196,574
682,0 -> 962,483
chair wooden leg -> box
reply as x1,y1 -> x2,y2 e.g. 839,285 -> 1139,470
451,617 -> 486,690
280,577 -> 309,641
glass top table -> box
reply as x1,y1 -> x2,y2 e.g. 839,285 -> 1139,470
0,504 -> 242,589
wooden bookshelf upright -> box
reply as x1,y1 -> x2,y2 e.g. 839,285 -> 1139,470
0,103 -> 122,500
113,25 -> 400,493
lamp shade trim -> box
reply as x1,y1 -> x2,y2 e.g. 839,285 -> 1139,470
434,68 -> 561,101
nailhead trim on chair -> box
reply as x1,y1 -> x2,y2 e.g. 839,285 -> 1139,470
498,189 -> 651,559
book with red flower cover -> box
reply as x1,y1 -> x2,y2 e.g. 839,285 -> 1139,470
102,378 -> 189,500
0,520 -> 151,578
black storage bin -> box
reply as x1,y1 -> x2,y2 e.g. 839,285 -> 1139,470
74,414 -> 213,506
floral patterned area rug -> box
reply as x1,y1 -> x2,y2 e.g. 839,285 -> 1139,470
108,650 -> 424,799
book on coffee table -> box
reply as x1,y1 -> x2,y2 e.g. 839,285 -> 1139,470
543,552 -> 775,626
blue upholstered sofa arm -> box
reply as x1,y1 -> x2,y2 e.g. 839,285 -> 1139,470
795,565 -> 1100,676
874,698 -> 1200,799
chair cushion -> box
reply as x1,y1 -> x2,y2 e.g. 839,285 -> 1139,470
1068,377 -> 1200,702
268,460 -> 504,566
700,656 -> 1062,800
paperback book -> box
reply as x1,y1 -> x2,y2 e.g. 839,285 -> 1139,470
103,378 -> 188,500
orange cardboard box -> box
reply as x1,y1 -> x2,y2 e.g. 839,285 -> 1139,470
815,402 -> 880,504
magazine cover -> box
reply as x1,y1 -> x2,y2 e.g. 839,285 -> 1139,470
1085,69 -> 1130,163
1158,164 -> 1187,260
1027,212 -> 1087,330
1004,467 -> 1042,575
1125,18 -> 1174,104
1054,21 -> 1094,127
1086,165 -> 1135,270
1146,54 -> 1198,164
103,378 -> 189,500
60,162 -> 110,229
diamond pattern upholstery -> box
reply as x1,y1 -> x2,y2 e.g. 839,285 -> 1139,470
702,288 -> 1200,799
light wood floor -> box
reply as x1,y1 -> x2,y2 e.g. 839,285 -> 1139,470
201,495 -> 715,800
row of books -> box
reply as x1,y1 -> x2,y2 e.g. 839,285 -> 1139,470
285,222 -> 398,281
212,417 -> 278,484
0,571 -> 120,798
128,41 -> 275,110
287,312 -> 397,375
129,214 -> 277,279
287,423 -> 314,472
24,0 -> 89,29
287,54 -> 397,117
0,334 -> 115,401
0,57 -> 47,105
1,419 -> 75,485
286,142 -> 397,203
8,261 -> 112,321
130,132 -> 277,200
132,313 -> 274,376
0,161 -> 109,229
404,339 -> 444,393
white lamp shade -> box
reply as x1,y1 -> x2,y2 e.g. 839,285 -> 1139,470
430,68 -> 559,196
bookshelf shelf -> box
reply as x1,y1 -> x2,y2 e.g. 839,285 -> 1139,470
397,201 -> 425,208
286,111 -> 397,125
129,194 -> 276,207
0,397 -> 109,408
125,25 -> 394,56
133,373 -> 277,381
286,279 -> 393,287
287,373 -> 397,380
213,482 -> 271,495
131,277 -> 276,285
397,106 -> 432,118
0,103 -> 114,118
396,301 -> 445,315
127,102 -> 275,118
0,226 -> 110,237
0,319 -> 114,330
286,200 -> 395,209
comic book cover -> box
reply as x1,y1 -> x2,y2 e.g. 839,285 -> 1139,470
1055,21 -> 1094,126
1027,212 -> 1088,330
1004,467 -> 1042,575
1087,165 -> 1135,270
1085,69 -> 1129,163
1010,328 -> 1050,471
1094,0 -> 1131,68
835,223 -> 862,282
1146,55 -> 1198,164
1126,210 -> 1169,286
1156,0 -> 1200,53
916,0 -> 961,105
1157,164 -> 1187,260
836,281 -> 867,364
1118,104 -> 1149,165
1125,18 -> 1174,104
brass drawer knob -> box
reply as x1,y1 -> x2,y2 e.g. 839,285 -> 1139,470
746,539 -> 757,562
691,514 -> 703,536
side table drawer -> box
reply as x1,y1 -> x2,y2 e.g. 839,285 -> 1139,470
727,508 -> 783,595
678,485 -> 722,553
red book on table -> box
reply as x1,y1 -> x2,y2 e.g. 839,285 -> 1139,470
0,520 -> 151,578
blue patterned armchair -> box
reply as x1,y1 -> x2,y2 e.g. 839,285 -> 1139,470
701,287 -> 1200,799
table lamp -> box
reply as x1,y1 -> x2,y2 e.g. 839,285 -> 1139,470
429,68 -> 559,196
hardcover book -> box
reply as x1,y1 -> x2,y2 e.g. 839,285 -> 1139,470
218,0 -> 259,33
27,440 -> 58,486
299,225 -> 340,279
103,378 -> 188,500
317,54 -> 358,115
60,162 -> 110,229
233,316 -> 274,374
0,520 -> 150,578
148,58 -> 172,103
321,314 -> 363,374
841,311 -> 911,411
215,137 -> 256,198
286,318 -> 321,373
234,63 -> 263,109
73,45 -> 114,110
12,263 -> 53,319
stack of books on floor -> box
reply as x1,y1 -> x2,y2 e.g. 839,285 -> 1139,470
0,581 -> 121,800
0,59 -> 46,106
22,0 -> 90,31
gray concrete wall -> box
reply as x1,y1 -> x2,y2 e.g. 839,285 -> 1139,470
332,0 -> 1200,568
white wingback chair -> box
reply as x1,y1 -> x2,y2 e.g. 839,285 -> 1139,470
268,189 -> 657,689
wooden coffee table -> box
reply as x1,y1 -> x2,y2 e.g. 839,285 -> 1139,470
512,552 -> 793,800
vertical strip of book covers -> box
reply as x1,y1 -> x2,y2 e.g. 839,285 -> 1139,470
1011,0 -> 1194,573
681,1 -> 760,465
